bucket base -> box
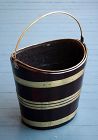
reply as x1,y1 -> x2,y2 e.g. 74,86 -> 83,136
21,110 -> 77,130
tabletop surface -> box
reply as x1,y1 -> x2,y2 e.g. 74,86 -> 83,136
0,0 -> 98,140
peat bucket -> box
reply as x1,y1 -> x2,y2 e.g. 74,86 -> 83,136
10,11 -> 87,129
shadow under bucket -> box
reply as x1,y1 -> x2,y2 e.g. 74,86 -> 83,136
10,11 -> 87,129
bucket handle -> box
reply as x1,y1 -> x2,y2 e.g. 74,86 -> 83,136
13,11 -> 84,59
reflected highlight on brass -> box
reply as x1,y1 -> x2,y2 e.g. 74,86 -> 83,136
14,69 -> 84,88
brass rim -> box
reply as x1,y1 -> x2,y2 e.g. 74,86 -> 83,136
12,39 -> 87,74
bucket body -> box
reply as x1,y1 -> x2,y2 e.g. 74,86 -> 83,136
11,38 -> 87,129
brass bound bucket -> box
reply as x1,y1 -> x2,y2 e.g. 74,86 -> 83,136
10,11 -> 87,129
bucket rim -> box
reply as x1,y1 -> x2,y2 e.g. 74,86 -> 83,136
11,38 -> 87,74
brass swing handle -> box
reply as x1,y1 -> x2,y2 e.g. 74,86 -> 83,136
13,11 -> 84,59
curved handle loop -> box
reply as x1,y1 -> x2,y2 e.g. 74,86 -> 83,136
13,11 -> 84,59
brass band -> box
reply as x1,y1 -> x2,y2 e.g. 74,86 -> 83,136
14,69 -> 84,88
22,109 -> 77,127
18,89 -> 80,105
18,89 -> 80,110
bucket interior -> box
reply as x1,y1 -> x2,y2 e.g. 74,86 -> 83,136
16,39 -> 85,70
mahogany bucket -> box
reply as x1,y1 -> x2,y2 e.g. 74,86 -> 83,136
10,11 -> 87,129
